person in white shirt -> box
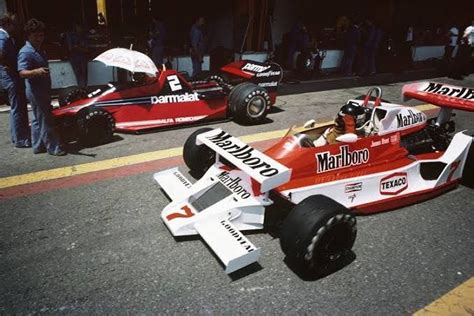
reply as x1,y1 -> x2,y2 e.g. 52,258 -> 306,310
460,20 -> 474,75
462,20 -> 474,47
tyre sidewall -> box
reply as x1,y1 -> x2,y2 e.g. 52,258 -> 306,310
229,82 -> 270,125
280,195 -> 357,268
183,127 -> 215,178
77,107 -> 115,146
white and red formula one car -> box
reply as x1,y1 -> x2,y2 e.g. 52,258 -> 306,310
154,81 -> 473,274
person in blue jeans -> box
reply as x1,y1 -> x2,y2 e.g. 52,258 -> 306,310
18,18 -> 66,156
0,13 -> 31,148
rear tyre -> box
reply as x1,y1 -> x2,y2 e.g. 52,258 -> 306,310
280,195 -> 357,275
77,106 -> 115,146
461,140 -> 474,188
183,127 -> 215,178
58,86 -> 88,107
229,82 -> 270,125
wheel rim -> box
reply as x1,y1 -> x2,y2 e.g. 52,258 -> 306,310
87,117 -> 110,142
247,95 -> 266,118
313,222 -> 353,264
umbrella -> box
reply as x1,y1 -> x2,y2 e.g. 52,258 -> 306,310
94,48 -> 158,75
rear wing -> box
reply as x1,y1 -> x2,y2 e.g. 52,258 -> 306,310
196,129 -> 291,192
402,82 -> 474,112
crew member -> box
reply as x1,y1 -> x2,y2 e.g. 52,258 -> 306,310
0,13 -> 31,148
18,18 -> 66,156
190,16 -> 205,79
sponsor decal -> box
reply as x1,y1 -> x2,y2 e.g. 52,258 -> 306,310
242,63 -> 271,73
348,193 -> 357,203
258,81 -> 278,87
380,172 -> 408,195
206,131 -> 279,177
256,70 -> 281,78
316,145 -> 370,173
220,220 -> 256,252
173,171 -> 192,188
345,182 -> 363,193
150,92 -> 199,104
396,109 -> 425,128
216,171 -> 251,199
424,82 -> 474,100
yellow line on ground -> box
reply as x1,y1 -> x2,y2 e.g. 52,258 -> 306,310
413,277 -> 474,316
0,104 -> 436,190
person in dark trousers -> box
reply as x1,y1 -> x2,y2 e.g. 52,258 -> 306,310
287,22 -> 310,70
341,20 -> 360,76
360,19 -> 382,75
18,18 -> 66,156
0,13 -> 31,148
190,16 -> 205,79
66,22 -> 89,89
148,16 -> 166,68
443,24 -> 459,77
461,19 -> 474,74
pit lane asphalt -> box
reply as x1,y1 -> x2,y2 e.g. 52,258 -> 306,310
1,76 -> 473,314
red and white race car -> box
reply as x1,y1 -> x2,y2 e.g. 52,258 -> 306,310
154,81 -> 473,274
53,60 -> 282,145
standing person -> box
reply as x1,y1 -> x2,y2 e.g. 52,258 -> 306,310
189,16 -> 205,79
287,22 -> 310,70
148,16 -> 166,68
403,26 -> 415,69
443,24 -> 458,76
18,18 -> 66,156
341,19 -> 360,76
66,22 -> 89,89
461,19 -> 474,74
0,13 -> 31,148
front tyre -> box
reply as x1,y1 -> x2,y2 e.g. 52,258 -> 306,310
183,127 -> 215,178
280,195 -> 357,275
77,106 -> 115,146
229,82 -> 270,125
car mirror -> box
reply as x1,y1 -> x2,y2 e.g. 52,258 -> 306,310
336,133 -> 358,143
303,119 -> 316,128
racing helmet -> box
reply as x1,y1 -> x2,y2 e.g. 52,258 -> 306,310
335,101 -> 367,132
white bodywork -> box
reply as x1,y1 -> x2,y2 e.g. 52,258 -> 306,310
154,129 -> 291,274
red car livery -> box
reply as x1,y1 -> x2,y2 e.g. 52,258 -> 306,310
53,60 -> 282,145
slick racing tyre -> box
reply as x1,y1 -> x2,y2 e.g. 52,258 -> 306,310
58,86 -> 88,107
76,106 -> 115,146
229,82 -> 271,125
183,127 -> 216,178
461,139 -> 474,188
280,195 -> 357,275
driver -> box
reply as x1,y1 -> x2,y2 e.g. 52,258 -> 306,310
314,101 -> 367,146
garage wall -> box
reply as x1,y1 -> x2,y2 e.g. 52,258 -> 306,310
0,0 -> 6,16
271,0 -> 298,46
